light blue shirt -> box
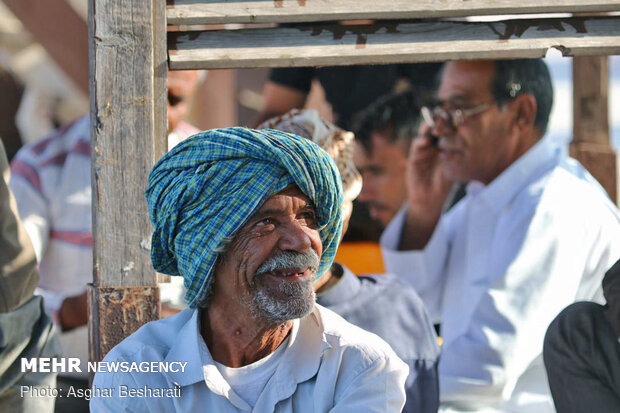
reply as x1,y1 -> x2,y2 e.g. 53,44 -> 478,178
91,305 -> 408,412
317,265 -> 440,413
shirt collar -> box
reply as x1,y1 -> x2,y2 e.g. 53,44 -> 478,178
316,264 -> 361,307
200,321 -> 303,411
163,309 -> 211,387
163,306 -> 332,408
253,307 -> 332,410
468,137 -> 561,213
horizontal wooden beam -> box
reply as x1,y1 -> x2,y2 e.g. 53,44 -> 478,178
168,17 -> 620,70
166,0 -> 620,25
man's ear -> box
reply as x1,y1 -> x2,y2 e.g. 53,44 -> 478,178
510,94 -> 537,132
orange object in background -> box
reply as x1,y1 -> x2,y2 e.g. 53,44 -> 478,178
335,241 -> 385,275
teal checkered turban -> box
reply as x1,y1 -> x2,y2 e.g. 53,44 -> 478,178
145,127 -> 343,308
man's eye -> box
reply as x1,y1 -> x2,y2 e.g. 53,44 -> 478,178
256,218 -> 275,227
299,211 -> 317,224
168,92 -> 185,107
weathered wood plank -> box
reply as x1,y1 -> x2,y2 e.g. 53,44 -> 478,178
169,17 -> 620,70
90,0 -> 166,361
573,56 -> 610,146
154,0 -> 169,160
88,285 -> 160,361
570,56 -> 616,202
166,0 -> 620,25
91,0 -> 165,287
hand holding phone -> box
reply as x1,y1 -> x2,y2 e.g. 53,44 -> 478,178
420,107 -> 439,147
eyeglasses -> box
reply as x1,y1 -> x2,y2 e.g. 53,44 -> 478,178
421,101 -> 495,130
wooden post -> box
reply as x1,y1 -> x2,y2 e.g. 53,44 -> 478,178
88,0 -> 166,363
570,56 -> 616,202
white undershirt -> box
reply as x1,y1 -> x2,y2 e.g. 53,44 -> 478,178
214,322 -> 296,408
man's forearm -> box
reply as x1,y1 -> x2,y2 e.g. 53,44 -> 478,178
58,292 -> 87,331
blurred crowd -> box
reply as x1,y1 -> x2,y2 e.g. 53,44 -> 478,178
1,2 -> 620,413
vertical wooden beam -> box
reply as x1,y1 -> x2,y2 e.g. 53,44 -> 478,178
88,0 -> 166,362
570,56 -> 616,202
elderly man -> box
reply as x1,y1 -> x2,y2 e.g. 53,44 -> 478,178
260,108 -> 441,413
91,128 -> 408,412
381,59 -> 620,411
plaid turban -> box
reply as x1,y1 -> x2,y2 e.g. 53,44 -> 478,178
145,127 -> 343,308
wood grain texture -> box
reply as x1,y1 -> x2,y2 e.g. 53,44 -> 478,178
166,0 -> 620,25
573,56 -> 610,145
569,142 -> 617,202
90,0 -> 166,286
570,56 -> 616,202
168,17 -> 620,70
88,284 -> 160,362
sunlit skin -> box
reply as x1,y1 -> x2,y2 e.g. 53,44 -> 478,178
167,69 -> 200,133
353,132 -> 409,226
433,60 -> 538,184
201,186 -> 322,368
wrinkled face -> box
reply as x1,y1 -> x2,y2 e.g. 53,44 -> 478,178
167,70 -> 199,133
434,61 -> 519,184
354,132 -> 408,226
213,186 -> 323,324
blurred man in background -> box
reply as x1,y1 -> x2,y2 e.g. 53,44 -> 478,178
382,58 -> 620,411
351,90 -> 421,227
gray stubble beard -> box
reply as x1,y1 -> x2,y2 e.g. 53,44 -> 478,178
247,250 -> 320,324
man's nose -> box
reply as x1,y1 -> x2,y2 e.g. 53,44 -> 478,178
277,221 -> 312,252
432,113 -> 454,138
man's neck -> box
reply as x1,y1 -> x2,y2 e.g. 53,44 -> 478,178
482,131 -> 540,185
200,302 -> 293,368
315,263 -> 344,294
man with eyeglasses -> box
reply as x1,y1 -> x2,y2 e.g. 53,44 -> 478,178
380,59 -> 620,412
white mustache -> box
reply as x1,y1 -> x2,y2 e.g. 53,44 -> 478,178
256,250 -> 320,276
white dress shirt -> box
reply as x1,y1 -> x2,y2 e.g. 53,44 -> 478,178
91,305 -> 408,412
381,137 -> 620,412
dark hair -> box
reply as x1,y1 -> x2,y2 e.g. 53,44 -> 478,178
351,89 -> 421,154
492,59 -> 554,135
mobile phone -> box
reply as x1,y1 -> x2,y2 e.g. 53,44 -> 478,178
420,107 -> 439,147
